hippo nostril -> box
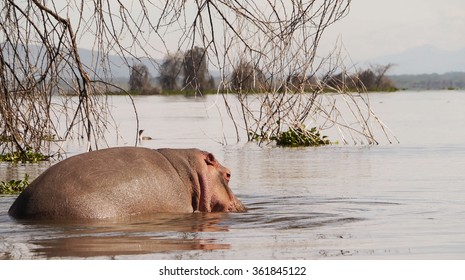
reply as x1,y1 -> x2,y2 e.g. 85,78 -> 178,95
225,172 -> 231,181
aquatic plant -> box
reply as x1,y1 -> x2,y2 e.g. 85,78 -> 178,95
0,174 -> 29,195
0,149 -> 49,163
272,125 -> 331,147
249,123 -> 331,147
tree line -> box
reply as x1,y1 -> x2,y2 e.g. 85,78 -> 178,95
129,46 -> 215,95
324,64 -> 397,92
130,57 -> 397,95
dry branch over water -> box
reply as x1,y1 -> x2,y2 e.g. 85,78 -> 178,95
0,0 -> 115,156
1,0 -> 395,157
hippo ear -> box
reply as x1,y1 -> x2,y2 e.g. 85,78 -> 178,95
205,153 -> 216,166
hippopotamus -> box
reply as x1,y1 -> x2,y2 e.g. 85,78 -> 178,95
8,147 -> 245,220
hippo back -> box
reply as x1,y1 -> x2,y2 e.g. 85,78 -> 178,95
8,147 -> 194,220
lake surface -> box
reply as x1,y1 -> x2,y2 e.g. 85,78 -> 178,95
1,90 -> 465,259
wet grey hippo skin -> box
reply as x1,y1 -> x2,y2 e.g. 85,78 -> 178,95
8,147 -> 245,220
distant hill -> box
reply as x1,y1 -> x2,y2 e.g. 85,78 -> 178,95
388,72 -> 465,90
0,43 -> 160,79
361,45 -> 465,75
76,48 -> 160,78
6,44 -> 465,90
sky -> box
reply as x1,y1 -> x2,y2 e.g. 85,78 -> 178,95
320,0 -> 465,61
63,0 -> 465,69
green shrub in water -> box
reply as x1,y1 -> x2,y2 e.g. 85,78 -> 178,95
272,125 -> 331,147
0,174 -> 30,194
0,149 -> 49,163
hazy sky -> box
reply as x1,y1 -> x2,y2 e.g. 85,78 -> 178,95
67,0 -> 465,63
321,0 -> 465,61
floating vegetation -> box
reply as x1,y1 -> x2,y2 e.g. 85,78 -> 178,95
0,149 -> 49,163
0,174 -> 30,195
249,124 -> 332,147
271,125 -> 331,147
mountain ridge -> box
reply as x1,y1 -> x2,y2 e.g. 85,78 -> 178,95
360,45 -> 465,75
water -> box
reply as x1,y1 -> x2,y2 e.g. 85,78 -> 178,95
1,90 -> 465,259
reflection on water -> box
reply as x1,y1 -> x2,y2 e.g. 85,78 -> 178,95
1,208 -> 234,259
26,213 -> 231,258
33,235 -> 229,259
1,91 -> 465,259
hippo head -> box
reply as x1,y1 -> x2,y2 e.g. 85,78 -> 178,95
195,151 -> 246,213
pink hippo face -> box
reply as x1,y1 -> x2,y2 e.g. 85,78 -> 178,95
198,152 -> 245,213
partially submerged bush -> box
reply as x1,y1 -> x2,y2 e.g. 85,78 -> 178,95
0,174 -> 29,195
0,149 -> 49,163
249,124 -> 332,147
272,125 -> 331,147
